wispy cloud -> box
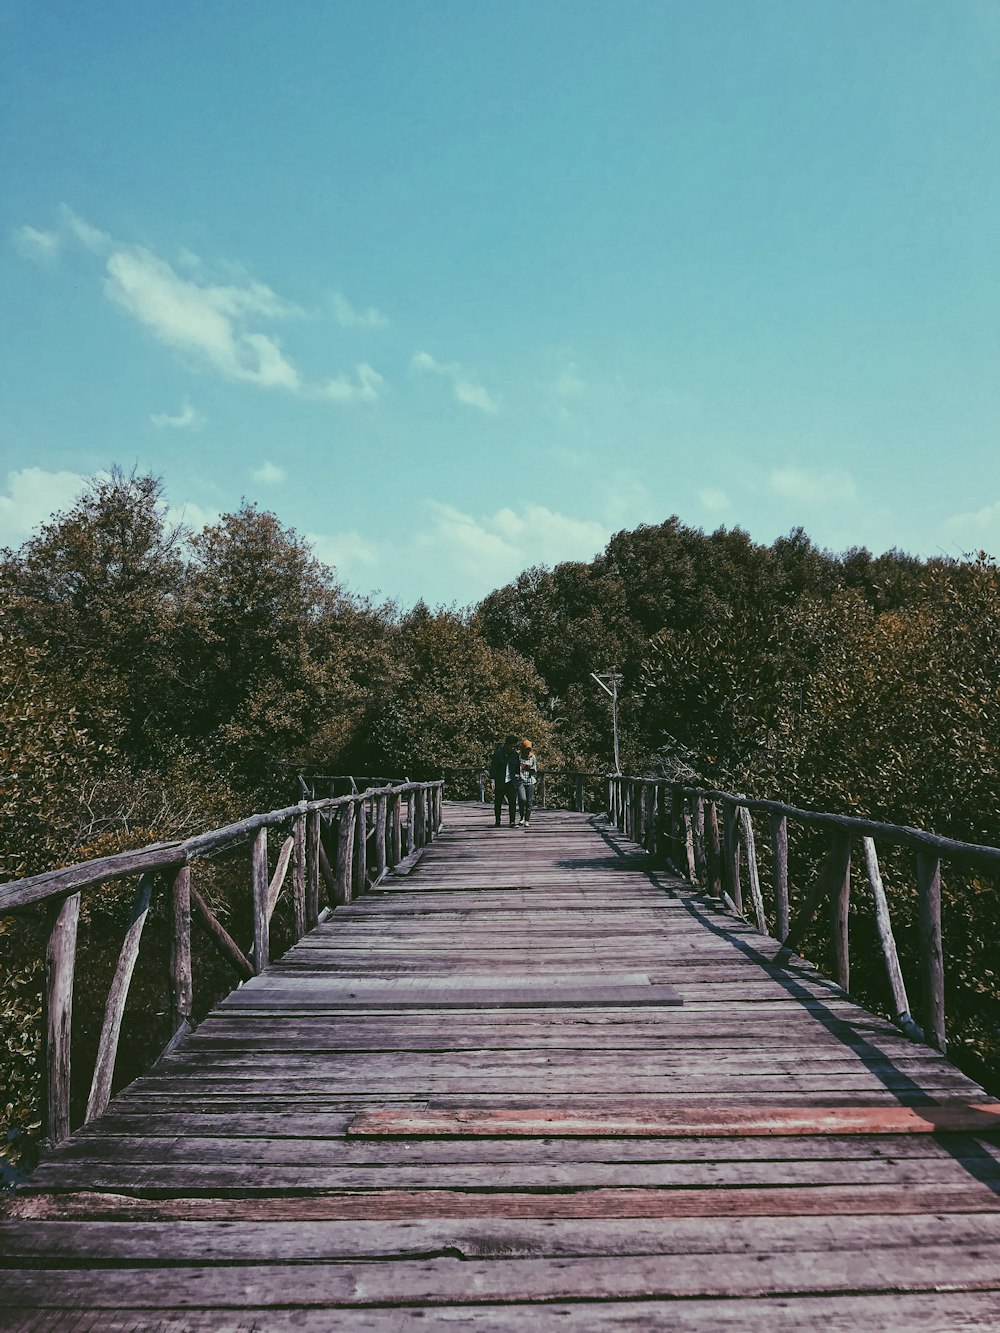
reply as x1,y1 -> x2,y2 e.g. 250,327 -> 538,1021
769,465 -> 857,504
942,499 -> 1000,555
59,204 -> 111,253
698,486 -> 731,512
251,460 -> 287,485
318,362 -> 384,404
331,291 -> 389,329
416,500 -> 608,584
150,402 -> 205,430
15,208 -> 387,406
307,529 -> 382,580
411,350 -> 500,414
0,467 -> 92,548
105,247 -> 304,390
13,225 -> 60,262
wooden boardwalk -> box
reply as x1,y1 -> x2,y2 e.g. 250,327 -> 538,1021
3,801 -> 1000,1329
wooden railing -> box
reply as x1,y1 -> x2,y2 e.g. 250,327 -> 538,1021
443,767 -> 603,812
0,779 -> 444,1147
606,775 -> 1000,1056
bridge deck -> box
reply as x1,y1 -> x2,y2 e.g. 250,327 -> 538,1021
3,801 -> 1000,1328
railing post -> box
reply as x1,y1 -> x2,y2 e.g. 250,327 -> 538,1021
917,853 -> 946,1052
414,788 -> 425,848
692,793 -> 708,884
706,800 -> 722,897
769,813 -> 789,942
406,790 -> 416,855
306,808 -> 321,929
86,873 -> 155,1124
251,828 -> 269,973
647,784 -> 659,860
44,891 -> 81,1146
336,803 -> 355,904
683,796 -> 697,880
478,771 -> 486,803
738,806 -> 766,933
389,791 -> 402,867
862,838 -> 921,1040
353,797 -> 367,894
292,808 -> 307,940
832,836 -> 852,992
538,772 -> 546,808
169,865 -> 193,1033
373,793 -> 388,881
575,774 -> 584,812
722,801 -> 742,913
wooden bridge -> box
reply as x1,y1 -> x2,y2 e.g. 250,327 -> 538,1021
2,788 -> 1000,1327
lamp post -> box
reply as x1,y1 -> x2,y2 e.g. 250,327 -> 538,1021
590,669 -> 622,773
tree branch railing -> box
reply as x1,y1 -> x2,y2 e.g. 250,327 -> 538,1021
605,774 -> 1000,1056
0,778 -> 444,1148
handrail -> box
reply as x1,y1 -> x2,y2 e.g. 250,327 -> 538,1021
1,778 -> 445,1147
604,774 -> 985,1054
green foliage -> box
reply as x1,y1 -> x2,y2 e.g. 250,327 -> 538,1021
366,603 -> 558,773
0,471 -> 566,1170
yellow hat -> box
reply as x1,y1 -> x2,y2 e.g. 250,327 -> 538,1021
521,739 -> 532,750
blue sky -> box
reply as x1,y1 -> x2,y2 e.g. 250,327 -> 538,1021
3,0 -> 999,606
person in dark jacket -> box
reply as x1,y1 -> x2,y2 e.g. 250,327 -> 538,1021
489,734 -> 520,827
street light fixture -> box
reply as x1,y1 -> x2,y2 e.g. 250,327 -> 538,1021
590,668 -> 623,773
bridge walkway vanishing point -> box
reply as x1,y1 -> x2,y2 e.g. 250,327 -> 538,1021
3,800 -> 1000,1329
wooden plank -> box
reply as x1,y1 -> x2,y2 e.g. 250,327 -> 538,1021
4,1294 -> 1000,1332
8,1210 -> 1000,1264
347,1104 -> 1000,1138
8,1181 -> 1000,1222
5,1243 -> 1000,1307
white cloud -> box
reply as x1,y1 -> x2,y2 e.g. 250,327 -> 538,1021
13,225 -> 60,262
769,466 -> 857,504
415,501 -> 608,585
0,467 -> 90,548
942,499 -> 1000,554
104,247 -> 305,391
58,205 -> 111,254
699,486 -> 731,512
150,402 -> 205,430
310,500 -> 619,606
251,460 -> 287,485
411,350 -> 500,414
307,529 -> 381,578
15,208 -> 385,406
331,292 -> 389,329
163,499 -> 220,535
317,362 -> 384,404
454,378 -> 500,413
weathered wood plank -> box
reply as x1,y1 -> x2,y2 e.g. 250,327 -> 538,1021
347,1104 -> 1000,1138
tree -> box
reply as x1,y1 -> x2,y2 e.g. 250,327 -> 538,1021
367,604 -> 557,774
